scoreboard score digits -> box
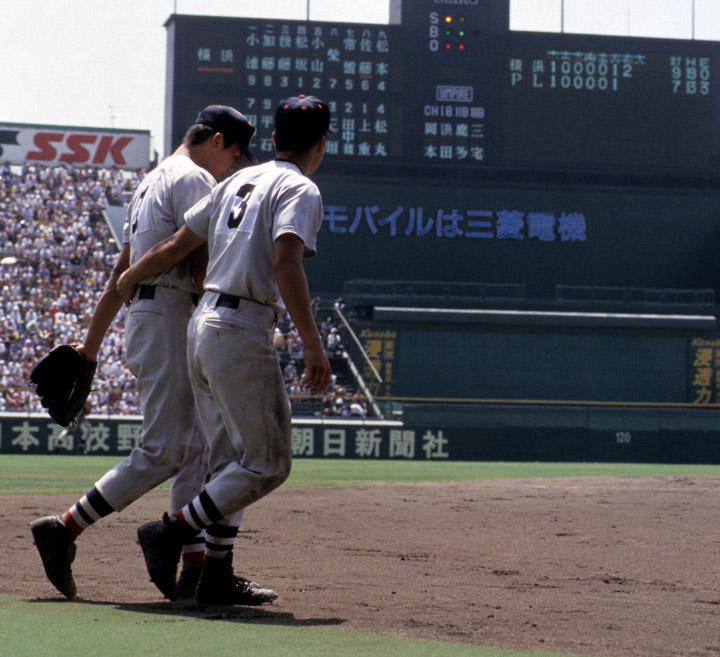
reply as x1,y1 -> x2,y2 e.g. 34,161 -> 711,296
503,44 -> 714,172
164,0 -> 720,182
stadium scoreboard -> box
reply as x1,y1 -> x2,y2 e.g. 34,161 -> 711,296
164,0 -> 720,184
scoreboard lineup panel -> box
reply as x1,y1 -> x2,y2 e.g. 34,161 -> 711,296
170,20 -> 403,164
181,21 -> 402,162
165,1 -> 720,180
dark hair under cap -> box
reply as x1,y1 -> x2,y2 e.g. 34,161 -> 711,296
194,105 -> 258,163
274,95 -> 336,152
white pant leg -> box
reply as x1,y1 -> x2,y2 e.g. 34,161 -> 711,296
168,415 -> 209,514
187,293 -> 291,519
96,288 -> 199,511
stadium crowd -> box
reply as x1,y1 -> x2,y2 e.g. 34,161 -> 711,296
0,162 -> 141,414
0,162 -> 366,417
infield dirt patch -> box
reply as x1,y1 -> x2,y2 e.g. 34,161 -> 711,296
4,476 -> 720,657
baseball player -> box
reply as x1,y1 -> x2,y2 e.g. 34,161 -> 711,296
30,106 -> 274,604
115,95 -> 333,604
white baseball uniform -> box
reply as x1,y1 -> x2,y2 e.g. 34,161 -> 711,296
183,159 -> 323,518
94,154 -> 215,513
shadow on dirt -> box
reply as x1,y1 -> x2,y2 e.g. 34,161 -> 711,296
29,597 -> 345,628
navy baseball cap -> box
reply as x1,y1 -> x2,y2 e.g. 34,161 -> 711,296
274,95 -> 337,143
194,105 -> 258,163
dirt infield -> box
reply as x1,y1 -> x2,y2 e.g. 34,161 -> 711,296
4,476 -> 720,657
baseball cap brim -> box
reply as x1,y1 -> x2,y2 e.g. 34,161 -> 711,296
195,105 -> 258,164
239,143 -> 258,163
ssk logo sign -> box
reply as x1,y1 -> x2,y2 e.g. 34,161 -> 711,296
0,123 -> 150,169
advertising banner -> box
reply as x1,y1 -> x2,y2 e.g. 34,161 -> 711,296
0,415 -> 471,460
0,123 -> 151,169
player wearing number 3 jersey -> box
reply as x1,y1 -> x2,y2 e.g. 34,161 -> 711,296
116,95 -> 334,605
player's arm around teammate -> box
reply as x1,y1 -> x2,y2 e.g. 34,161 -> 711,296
76,224 -> 206,362
118,227 -> 330,394
117,225 -> 203,296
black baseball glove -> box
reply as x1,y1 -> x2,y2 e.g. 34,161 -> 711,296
30,345 -> 97,427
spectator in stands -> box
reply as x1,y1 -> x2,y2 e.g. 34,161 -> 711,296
285,323 -> 299,354
326,327 -> 343,355
0,163 -> 141,414
319,315 -> 334,340
283,360 -> 298,383
321,391 -> 336,416
350,399 -> 367,417
288,378 -> 303,397
272,326 -> 287,352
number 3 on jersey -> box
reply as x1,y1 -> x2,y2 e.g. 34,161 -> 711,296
227,184 -> 256,229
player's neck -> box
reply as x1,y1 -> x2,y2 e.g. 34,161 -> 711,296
275,151 -> 309,175
173,144 -> 193,161
275,140 -> 325,176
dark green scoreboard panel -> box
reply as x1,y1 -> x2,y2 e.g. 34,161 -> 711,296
164,1 -> 720,300
163,3 -> 720,446
165,1 -> 720,178
502,40 -> 715,173
304,181 -> 720,300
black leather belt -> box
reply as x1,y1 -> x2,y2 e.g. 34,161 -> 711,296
215,293 -> 277,326
138,285 -> 155,300
216,293 -> 243,309
137,285 -> 198,305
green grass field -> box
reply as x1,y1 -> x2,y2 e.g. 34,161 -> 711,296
4,455 -> 720,657
3,455 -> 720,496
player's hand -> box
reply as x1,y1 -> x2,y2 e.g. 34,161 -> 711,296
116,271 -> 137,304
75,343 -> 98,363
301,342 -> 331,394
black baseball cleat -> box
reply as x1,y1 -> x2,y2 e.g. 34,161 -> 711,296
30,516 -> 77,599
195,553 -> 278,606
137,513 -> 199,601
177,564 -> 203,600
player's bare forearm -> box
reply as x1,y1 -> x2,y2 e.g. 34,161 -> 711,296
281,282 -> 330,393
78,287 -> 124,362
117,225 -> 205,302
275,262 -> 321,349
77,244 -> 130,362
187,242 -> 209,295
273,234 -> 330,393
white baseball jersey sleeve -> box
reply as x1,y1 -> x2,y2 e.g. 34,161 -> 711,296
184,159 -> 324,315
123,154 -> 216,293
